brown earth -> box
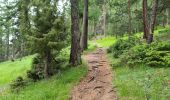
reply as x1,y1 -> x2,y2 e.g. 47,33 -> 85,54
70,48 -> 117,100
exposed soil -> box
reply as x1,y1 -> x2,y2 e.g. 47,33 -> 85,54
70,48 -> 117,100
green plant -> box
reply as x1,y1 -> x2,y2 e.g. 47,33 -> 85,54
10,76 -> 26,92
27,55 -> 44,81
108,37 -> 140,58
119,41 -> 170,67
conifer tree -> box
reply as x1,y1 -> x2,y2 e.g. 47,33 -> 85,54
20,0 -> 67,78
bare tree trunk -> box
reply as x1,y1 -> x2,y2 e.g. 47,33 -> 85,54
80,0 -> 88,50
128,0 -> 132,39
93,20 -> 96,37
163,8 -> 169,27
150,0 -> 158,33
103,4 -> 106,37
0,37 -> 3,61
70,0 -> 82,66
6,32 -> 9,60
145,0 -> 158,44
142,0 -> 150,39
44,49 -> 51,79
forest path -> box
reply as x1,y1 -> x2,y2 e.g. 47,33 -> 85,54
70,48 -> 117,100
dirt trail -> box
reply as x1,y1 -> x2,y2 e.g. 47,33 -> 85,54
70,48 -> 117,100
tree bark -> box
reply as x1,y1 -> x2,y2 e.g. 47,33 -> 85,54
102,4 -> 106,37
163,8 -> 169,27
150,0 -> 158,34
128,0 -> 132,39
142,0 -> 150,39
80,0 -> 88,50
70,0 -> 82,66
0,37 -> 3,61
6,31 -> 9,60
44,49 -> 51,79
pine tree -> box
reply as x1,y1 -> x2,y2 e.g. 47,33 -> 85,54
20,0 -> 67,78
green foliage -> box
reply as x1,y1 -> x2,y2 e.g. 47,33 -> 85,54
96,36 -> 116,47
108,37 -> 140,58
119,44 -> 147,66
113,65 -> 170,100
10,76 -> 26,92
0,64 -> 87,100
0,55 -> 33,87
27,55 -> 44,81
144,51 -> 168,67
120,42 -> 170,67
108,36 -> 170,67
27,54 -> 62,81
152,41 -> 170,51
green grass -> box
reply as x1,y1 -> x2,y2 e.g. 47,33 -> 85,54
0,46 -> 88,100
107,54 -> 170,100
96,36 -> 116,48
0,56 -> 34,87
0,65 -> 87,100
83,41 -> 97,54
106,26 -> 170,100
113,66 -> 170,100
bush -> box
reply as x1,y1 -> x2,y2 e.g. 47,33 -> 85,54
120,44 -> 148,67
107,37 -> 140,58
27,55 -> 44,81
27,54 -> 61,81
152,41 -> 170,51
109,36 -> 170,68
10,76 -> 26,92
144,50 -> 168,67
119,43 -> 170,67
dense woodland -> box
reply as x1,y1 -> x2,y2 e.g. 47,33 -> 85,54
0,0 -> 170,99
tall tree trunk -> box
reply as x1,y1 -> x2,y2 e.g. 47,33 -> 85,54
0,37 -> 3,61
70,0 -> 82,66
146,0 -> 158,44
6,31 -> 9,60
128,0 -> 132,40
150,0 -> 158,33
103,4 -> 106,37
93,20 -> 96,37
163,8 -> 169,27
142,0 -> 150,39
44,49 -> 51,79
80,0 -> 88,50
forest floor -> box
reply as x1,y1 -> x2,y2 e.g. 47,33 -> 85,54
70,48 -> 117,100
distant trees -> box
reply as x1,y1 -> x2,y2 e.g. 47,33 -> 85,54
0,0 -> 20,61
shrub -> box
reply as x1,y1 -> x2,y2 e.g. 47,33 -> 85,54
144,51 -> 168,67
10,76 -> 26,92
27,55 -> 44,81
27,54 -> 60,81
109,37 -> 170,68
120,43 -> 170,67
120,45 -> 145,66
152,41 -> 170,51
107,37 -> 140,58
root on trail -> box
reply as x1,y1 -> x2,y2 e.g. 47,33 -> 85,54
70,48 -> 117,100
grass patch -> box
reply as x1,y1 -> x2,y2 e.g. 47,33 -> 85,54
83,41 -> 97,54
96,36 -> 116,48
0,56 -> 34,87
114,66 -> 170,100
107,54 -> 170,100
0,64 -> 87,100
